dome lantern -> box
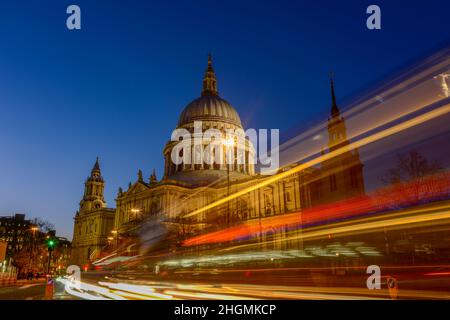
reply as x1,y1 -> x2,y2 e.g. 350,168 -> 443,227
202,54 -> 218,96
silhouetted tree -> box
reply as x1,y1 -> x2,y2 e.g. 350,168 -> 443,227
381,150 -> 442,185
377,149 -> 449,208
30,218 -> 54,233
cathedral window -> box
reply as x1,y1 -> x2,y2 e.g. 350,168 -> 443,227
264,189 -> 274,216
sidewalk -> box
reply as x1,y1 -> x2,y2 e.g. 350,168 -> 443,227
16,279 -> 46,285
0,278 -> 45,288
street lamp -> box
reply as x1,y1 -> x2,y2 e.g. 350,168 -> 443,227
223,137 -> 235,226
28,226 -> 39,274
111,230 -> 119,250
107,236 -> 114,249
131,208 -> 140,221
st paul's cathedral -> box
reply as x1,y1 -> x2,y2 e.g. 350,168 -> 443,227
71,56 -> 365,267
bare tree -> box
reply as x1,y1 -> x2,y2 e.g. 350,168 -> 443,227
30,217 -> 55,233
381,150 -> 443,185
377,149 -> 449,208
12,241 -> 47,275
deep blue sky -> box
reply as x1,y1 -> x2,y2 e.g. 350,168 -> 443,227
0,0 -> 449,238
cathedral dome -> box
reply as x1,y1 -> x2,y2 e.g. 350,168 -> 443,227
177,54 -> 243,129
178,95 -> 242,128
163,55 -> 256,182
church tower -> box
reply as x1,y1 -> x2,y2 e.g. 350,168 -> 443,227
79,157 -> 107,212
327,77 -> 349,152
71,157 -> 115,268
309,76 -> 365,207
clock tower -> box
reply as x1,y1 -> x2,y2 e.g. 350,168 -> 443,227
79,157 -> 107,212
71,157 -> 115,268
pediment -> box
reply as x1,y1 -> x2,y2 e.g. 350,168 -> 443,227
126,181 -> 150,195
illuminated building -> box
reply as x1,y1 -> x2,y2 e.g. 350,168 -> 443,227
0,213 -> 33,261
71,56 -> 365,261
71,158 -> 115,267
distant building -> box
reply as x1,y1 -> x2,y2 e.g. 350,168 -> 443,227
0,214 -> 33,261
308,78 -> 365,206
0,241 -> 7,263
52,237 -> 72,274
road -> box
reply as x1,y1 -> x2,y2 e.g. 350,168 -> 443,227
0,282 -> 46,300
1,268 -> 449,300
54,271 -> 450,300
0,279 -> 78,300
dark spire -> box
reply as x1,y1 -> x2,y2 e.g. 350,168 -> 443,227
90,157 -> 101,177
330,74 -> 340,118
201,54 -> 218,96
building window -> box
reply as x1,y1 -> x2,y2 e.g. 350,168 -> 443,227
286,192 -> 291,202
264,190 -> 273,216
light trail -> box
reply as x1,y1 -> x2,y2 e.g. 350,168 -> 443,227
182,172 -> 450,246
183,102 -> 450,219
59,277 -> 450,300
98,282 -> 174,299
163,290 -> 255,300
57,278 -> 126,300
220,201 -> 450,253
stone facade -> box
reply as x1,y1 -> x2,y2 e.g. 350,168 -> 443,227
71,158 -> 115,267
113,58 -> 365,249
72,57 -> 365,261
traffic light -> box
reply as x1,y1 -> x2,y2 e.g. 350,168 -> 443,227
46,238 -> 57,250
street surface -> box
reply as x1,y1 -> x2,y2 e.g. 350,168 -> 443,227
2,266 -> 450,300
0,281 -> 46,300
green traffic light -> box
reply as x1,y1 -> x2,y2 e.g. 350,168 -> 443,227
48,239 -> 55,248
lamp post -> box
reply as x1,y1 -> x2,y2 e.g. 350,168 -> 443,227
28,226 -> 39,274
107,236 -> 114,251
46,238 -> 56,274
110,229 -> 120,272
111,230 -> 118,250
224,138 -> 235,226
131,208 -> 140,221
